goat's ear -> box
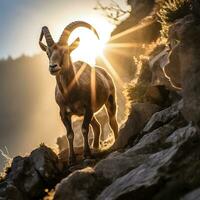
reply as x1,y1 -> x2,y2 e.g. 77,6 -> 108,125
69,37 -> 80,52
39,41 -> 47,52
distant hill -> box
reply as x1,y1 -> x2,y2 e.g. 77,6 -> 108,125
0,54 -> 65,171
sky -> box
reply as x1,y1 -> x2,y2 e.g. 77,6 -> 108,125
0,0 -> 129,171
0,0 -> 116,60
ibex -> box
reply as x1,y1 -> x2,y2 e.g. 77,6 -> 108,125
39,21 -> 118,164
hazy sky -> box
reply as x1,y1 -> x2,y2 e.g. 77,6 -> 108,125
0,0 -> 115,59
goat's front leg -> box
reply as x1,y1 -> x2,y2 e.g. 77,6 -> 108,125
82,109 -> 93,159
60,110 -> 76,165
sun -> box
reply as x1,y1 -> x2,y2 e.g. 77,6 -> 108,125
68,27 -> 107,66
52,14 -> 114,66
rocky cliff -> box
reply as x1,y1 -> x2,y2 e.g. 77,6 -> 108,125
1,0 -> 200,199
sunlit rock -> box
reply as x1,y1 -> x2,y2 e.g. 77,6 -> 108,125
54,167 -> 100,200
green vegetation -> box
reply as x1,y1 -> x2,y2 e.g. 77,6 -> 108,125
157,0 -> 192,38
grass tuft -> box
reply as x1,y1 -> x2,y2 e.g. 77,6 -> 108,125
157,0 -> 192,38
124,57 -> 152,104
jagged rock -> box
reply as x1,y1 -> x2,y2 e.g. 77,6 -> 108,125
165,123 -> 198,145
54,167 -> 99,200
143,100 -> 183,133
0,182 -> 23,200
95,152 -> 149,182
111,103 -> 160,150
181,188 -> 200,200
129,123 -> 176,154
149,47 -> 174,89
178,18 -> 200,128
5,155 -> 43,198
97,123 -> 200,200
0,145 -> 63,200
164,44 -> 182,89
97,146 -> 178,200
30,145 -> 63,182
167,14 -> 200,127
94,110 -> 186,186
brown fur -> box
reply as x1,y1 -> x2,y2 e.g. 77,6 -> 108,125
40,38 -> 118,164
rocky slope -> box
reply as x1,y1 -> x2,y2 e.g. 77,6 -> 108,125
1,0 -> 200,200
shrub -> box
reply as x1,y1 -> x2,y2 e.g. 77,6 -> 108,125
157,0 -> 192,38
124,57 -> 152,104
0,147 -> 12,182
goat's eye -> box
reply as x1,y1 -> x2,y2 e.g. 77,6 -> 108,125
46,50 -> 51,57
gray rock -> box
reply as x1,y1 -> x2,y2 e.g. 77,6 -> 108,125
181,188 -> 200,200
30,145 -> 62,182
143,100 -> 183,133
149,47 -> 174,89
165,124 -> 198,145
167,14 -> 200,127
1,145 -> 63,199
97,115 -> 200,200
111,103 -> 160,150
96,147 -> 178,200
0,182 -> 23,200
94,152 -> 148,182
128,123 -> 176,154
53,167 -> 98,200
163,44 -> 182,89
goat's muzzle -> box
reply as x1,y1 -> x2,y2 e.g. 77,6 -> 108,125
49,64 -> 61,75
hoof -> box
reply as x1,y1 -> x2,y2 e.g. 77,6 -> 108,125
83,158 -> 96,166
68,156 -> 76,166
84,152 -> 92,160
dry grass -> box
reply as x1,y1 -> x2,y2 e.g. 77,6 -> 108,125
0,147 -> 12,182
43,190 -> 55,200
157,0 -> 192,38
124,57 -> 152,104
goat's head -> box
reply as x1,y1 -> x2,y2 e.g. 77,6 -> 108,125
39,21 -> 99,76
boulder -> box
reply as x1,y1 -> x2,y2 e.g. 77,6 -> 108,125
94,152 -> 149,182
97,123 -> 200,200
165,123 -> 198,145
111,103 -> 161,150
5,156 -> 43,198
149,47 -> 174,89
30,145 -> 63,183
143,100 -> 183,133
96,146 -> 179,200
0,145 -> 63,200
53,167 -> 99,200
163,44 -> 182,89
0,182 -> 23,200
181,188 -> 200,200
178,19 -> 200,127
94,110 -> 186,185
167,14 -> 200,127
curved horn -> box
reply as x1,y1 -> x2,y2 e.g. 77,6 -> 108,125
59,21 -> 100,45
39,26 -> 55,47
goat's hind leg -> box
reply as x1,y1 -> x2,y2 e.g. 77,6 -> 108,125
105,94 -> 118,140
82,110 -> 93,159
60,110 -> 76,165
90,116 -> 101,149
